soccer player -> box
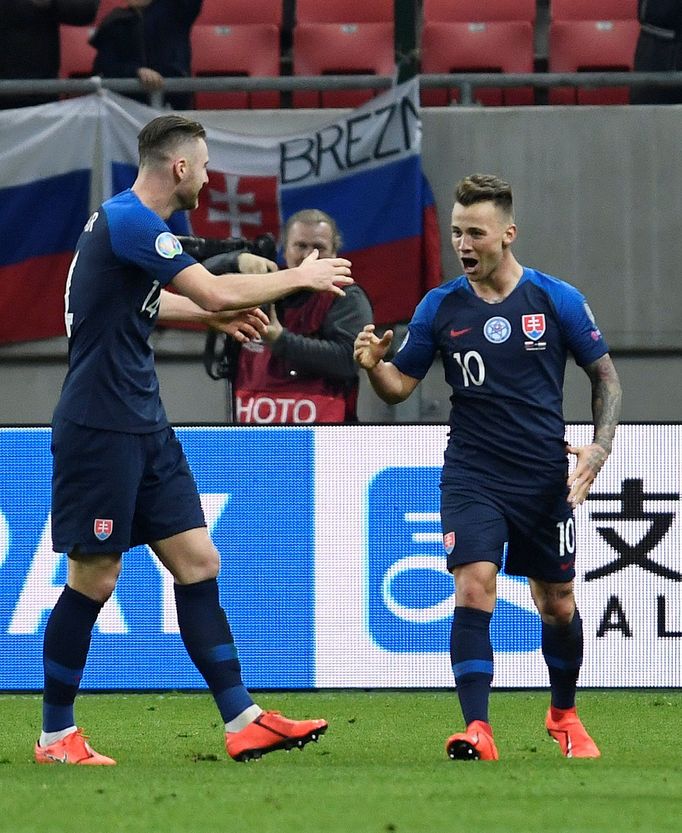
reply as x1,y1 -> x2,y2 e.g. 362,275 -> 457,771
35,114 -> 352,766
354,174 -> 622,761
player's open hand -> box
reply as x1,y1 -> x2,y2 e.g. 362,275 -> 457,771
298,249 -> 353,296
566,443 -> 609,507
208,307 -> 269,343
354,323 -> 394,370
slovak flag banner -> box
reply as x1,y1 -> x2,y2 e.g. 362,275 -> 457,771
101,79 -> 442,326
0,80 -> 441,344
0,96 -> 101,344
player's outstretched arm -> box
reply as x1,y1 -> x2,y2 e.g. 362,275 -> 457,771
354,324 -> 420,404
567,352 -> 622,507
171,249 -> 352,312
158,289 -> 269,343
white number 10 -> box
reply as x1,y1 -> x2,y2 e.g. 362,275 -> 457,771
453,350 -> 486,387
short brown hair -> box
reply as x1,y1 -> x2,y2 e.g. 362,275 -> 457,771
455,174 -> 513,218
138,114 -> 206,167
282,209 -> 342,252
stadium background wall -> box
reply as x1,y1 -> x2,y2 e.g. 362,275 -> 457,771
0,105 -> 681,424
0,424 -> 680,690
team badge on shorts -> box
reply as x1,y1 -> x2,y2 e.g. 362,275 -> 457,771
443,531 -> 456,554
483,316 -> 511,343
94,518 -> 113,541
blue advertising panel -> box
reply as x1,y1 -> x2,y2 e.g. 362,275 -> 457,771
0,427 -> 315,690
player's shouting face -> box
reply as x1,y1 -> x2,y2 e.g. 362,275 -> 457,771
450,199 -> 517,285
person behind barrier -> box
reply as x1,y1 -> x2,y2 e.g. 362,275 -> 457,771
632,0 -> 682,104
232,209 -> 373,424
0,0 -> 99,109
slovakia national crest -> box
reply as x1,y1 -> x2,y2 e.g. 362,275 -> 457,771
94,518 -> 113,541
443,531 -> 456,554
522,313 -> 546,341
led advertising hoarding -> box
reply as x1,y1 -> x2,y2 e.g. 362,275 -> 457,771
0,425 -> 680,689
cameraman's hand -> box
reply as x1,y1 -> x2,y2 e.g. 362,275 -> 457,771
208,307 -> 269,343
262,303 -> 284,343
237,252 -> 278,274
297,249 -> 353,296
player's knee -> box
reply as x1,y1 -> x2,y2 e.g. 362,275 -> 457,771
176,543 -> 220,583
538,594 -> 575,624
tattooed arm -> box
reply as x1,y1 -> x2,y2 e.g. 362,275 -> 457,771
566,353 -> 622,508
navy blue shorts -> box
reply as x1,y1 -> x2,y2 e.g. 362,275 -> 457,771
51,418 -> 205,554
439,481 -> 575,582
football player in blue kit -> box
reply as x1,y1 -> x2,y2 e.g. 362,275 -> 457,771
35,114 -> 353,766
354,174 -> 622,761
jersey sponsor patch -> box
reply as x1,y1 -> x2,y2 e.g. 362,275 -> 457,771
522,313 -> 546,341
154,232 -> 183,259
93,518 -> 113,541
443,530 -> 456,554
483,316 -> 511,344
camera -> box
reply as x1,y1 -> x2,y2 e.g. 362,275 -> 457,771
177,232 -> 278,264
179,233 -> 279,382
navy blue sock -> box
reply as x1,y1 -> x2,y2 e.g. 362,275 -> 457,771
174,578 -> 254,723
450,606 -> 494,726
42,584 -> 103,732
542,608 -> 584,709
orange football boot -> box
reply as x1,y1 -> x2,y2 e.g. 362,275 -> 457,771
446,719 -> 499,761
226,711 -> 328,762
545,706 -> 601,758
34,728 -> 116,765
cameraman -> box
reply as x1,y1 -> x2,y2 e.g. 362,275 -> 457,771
206,210 -> 373,424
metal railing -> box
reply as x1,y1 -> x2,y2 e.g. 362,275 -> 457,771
2,71 -> 682,108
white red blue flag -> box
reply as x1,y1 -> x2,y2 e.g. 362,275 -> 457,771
0,80 -> 441,343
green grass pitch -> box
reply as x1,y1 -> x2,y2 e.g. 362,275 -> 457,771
2,690 -> 681,833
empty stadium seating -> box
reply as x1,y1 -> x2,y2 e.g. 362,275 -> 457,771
420,21 -> 535,106
190,24 -> 281,109
550,0 -> 638,21
548,19 -> 640,104
196,0 -> 283,26
292,22 -> 395,108
295,0 -> 393,23
422,0 -> 536,23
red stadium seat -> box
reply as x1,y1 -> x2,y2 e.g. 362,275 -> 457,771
550,0 -> 638,21
295,0 -> 393,23
59,24 -> 97,79
420,21 -> 535,106
190,24 -> 281,109
292,22 -> 395,107
196,0 -> 283,26
548,19 -> 640,104
422,0 -> 536,23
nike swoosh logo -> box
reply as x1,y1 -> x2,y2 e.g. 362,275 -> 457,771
450,327 -> 472,338
46,752 -> 68,763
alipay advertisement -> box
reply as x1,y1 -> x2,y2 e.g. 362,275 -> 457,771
0,425 -> 680,690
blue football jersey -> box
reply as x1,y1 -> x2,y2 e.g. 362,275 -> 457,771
392,268 -> 609,492
53,189 -> 196,432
